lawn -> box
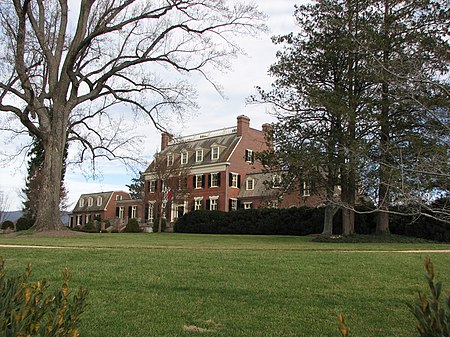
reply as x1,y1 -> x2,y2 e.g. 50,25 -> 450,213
0,233 -> 450,337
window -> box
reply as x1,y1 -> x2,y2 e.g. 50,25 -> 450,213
246,179 -> 254,190
181,152 -> 188,165
230,173 -> 239,188
149,180 -> 157,193
167,153 -> 174,166
245,149 -> 254,163
209,198 -> 218,211
97,196 -> 102,206
229,198 -> 238,211
131,206 -> 137,219
272,174 -> 281,188
211,146 -> 219,160
85,214 -> 90,223
244,202 -> 252,209
118,206 -> 124,220
302,180 -> 311,197
88,197 -> 93,207
79,198 -> 84,207
116,195 -> 123,201
209,173 -> 220,187
269,200 -> 278,208
76,215 -> 82,226
194,175 -> 204,189
148,202 -> 155,223
195,149 -> 203,162
194,198 -> 203,210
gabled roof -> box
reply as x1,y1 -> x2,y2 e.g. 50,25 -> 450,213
145,130 -> 240,173
238,172 -> 279,199
72,191 -> 127,212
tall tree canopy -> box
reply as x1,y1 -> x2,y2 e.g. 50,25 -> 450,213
0,0 -> 265,230
256,0 -> 449,234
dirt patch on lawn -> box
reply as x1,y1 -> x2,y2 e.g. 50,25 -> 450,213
2,229 -> 91,238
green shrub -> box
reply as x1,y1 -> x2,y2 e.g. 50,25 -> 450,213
153,218 -> 167,232
15,217 -> 34,231
1,221 -> 14,230
123,218 -> 141,233
0,257 -> 88,337
83,220 -> 98,233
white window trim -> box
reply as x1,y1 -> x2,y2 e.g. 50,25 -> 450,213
243,202 -> 252,209
195,149 -> 203,162
148,201 -> 155,223
131,205 -> 137,219
79,198 -> 84,207
303,181 -> 311,197
211,146 -> 220,160
210,173 -> 219,187
88,197 -> 93,207
209,197 -> 218,211
246,179 -> 254,190
230,198 -> 238,211
181,152 -> 188,165
245,149 -> 253,162
97,196 -> 102,206
195,175 -> 203,189
167,153 -> 174,166
194,197 -> 203,211
231,173 -> 239,188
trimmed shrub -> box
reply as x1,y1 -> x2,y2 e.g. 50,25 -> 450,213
153,218 -> 167,232
123,218 -> 141,233
15,217 -> 34,231
83,220 -> 99,233
1,221 -> 14,230
0,257 -> 88,336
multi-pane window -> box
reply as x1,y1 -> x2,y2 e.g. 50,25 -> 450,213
88,197 -> 93,207
209,198 -> 218,210
196,149 -> 203,162
97,196 -> 102,206
211,146 -> 219,160
230,173 -> 239,188
118,206 -> 124,220
194,198 -> 203,210
272,174 -> 281,188
148,202 -> 155,223
246,179 -> 254,190
79,198 -> 84,207
181,152 -> 188,165
76,215 -> 82,226
149,180 -> 157,193
230,198 -> 238,211
245,149 -> 254,163
244,202 -> 252,209
167,153 -> 174,166
302,180 -> 311,197
131,206 -> 137,219
210,173 -> 219,187
195,175 -> 203,189
116,195 -> 123,201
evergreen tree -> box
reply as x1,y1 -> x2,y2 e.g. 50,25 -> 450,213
126,172 -> 145,200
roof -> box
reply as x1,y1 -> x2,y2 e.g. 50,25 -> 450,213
145,131 -> 240,173
72,191 -> 128,212
238,172 -> 279,199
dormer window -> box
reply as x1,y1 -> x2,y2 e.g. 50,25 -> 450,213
246,179 -> 254,190
88,197 -> 93,207
272,174 -> 281,188
211,146 -> 219,160
196,149 -> 203,162
181,151 -> 188,165
97,196 -> 103,206
167,153 -> 174,166
79,198 -> 85,207
116,195 -> 123,201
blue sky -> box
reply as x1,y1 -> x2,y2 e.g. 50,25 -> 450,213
0,0 -> 303,211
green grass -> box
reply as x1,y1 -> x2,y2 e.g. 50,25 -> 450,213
1,233 -> 450,336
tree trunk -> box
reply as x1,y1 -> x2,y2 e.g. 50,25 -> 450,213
33,113 -> 67,231
322,203 -> 337,235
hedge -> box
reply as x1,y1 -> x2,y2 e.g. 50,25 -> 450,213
174,205 -> 450,241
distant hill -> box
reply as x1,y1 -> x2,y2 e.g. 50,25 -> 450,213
1,211 -> 69,225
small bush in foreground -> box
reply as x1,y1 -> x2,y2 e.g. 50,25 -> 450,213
123,218 -> 141,233
153,218 -> 167,232
1,221 -> 13,230
0,257 -> 88,337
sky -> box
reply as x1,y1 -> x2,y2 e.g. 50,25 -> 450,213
0,0 -> 303,212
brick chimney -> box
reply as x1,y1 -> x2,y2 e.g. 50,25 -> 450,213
161,132 -> 173,151
236,115 -> 250,136
262,123 -> 273,148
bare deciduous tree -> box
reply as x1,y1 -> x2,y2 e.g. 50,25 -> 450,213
0,190 -> 11,224
0,0 -> 266,230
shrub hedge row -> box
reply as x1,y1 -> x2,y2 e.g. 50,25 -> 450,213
174,206 -> 450,242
